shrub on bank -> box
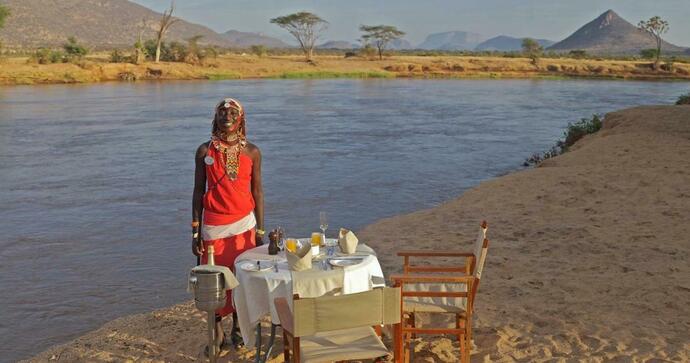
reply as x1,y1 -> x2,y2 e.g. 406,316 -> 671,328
110,50 -> 129,63
250,45 -> 267,57
63,37 -> 88,60
677,92 -> 690,105
524,114 -> 603,166
30,48 -> 66,64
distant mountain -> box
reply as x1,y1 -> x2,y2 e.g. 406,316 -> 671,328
0,0 -> 234,49
388,39 -> 415,50
548,10 -> 686,54
475,36 -> 555,51
318,40 -> 358,49
221,30 -> 290,48
418,31 -> 486,50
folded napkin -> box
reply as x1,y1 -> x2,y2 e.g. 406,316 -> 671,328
287,242 -> 312,271
338,228 -> 359,255
187,264 -> 239,292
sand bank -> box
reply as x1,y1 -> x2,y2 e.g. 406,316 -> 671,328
22,105 -> 690,362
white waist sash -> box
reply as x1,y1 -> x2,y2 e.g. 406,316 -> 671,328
202,212 -> 256,241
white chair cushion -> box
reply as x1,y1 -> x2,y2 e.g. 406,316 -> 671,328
300,326 -> 389,363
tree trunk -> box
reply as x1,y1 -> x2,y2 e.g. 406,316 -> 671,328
155,38 -> 162,63
306,47 -> 313,61
378,46 -> 383,60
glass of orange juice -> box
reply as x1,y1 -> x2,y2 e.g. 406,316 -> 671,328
286,238 -> 298,253
310,232 -> 321,255
311,232 -> 322,246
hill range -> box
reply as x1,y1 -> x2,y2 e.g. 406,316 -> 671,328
0,0 -> 285,49
0,2 -> 686,54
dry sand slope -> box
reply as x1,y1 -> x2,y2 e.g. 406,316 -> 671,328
24,105 -> 690,362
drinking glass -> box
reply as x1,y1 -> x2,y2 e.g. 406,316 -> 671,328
319,211 -> 328,237
276,226 -> 285,251
311,232 -> 322,246
286,238 -> 298,253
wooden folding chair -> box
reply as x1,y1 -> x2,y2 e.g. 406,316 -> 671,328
390,221 -> 489,363
274,287 -> 403,363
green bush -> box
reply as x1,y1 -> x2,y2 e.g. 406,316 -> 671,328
110,49 -> 128,63
640,48 -> 658,60
524,114 -> 603,166
63,37 -> 88,59
144,40 -> 189,62
677,92 -> 690,105
568,50 -> 588,59
31,48 -> 66,64
250,45 -> 267,57
562,114 -> 603,150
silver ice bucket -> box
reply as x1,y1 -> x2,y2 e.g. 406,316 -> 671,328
189,269 -> 226,312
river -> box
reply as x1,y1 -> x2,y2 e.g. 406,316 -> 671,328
0,79 -> 687,362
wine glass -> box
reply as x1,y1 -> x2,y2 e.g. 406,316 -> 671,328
320,211 -> 335,257
319,211 -> 328,237
276,226 -> 285,251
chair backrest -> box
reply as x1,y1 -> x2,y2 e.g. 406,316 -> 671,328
292,287 -> 401,337
471,221 -> 488,274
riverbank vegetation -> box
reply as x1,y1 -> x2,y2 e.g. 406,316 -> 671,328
2,52 -> 690,85
524,115 -> 604,166
677,92 -> 690,105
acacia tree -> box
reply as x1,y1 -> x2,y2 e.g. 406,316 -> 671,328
155,2 -> 179,63
638,16 -> 669,69
522,38 -> 543,65
270,12 -> 327,61
185,35 -> 203,64
359,25 -> 405,60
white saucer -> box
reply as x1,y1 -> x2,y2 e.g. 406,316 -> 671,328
239,260 -> 274,272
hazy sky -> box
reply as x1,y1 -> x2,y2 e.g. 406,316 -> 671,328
131,0 -> 690,46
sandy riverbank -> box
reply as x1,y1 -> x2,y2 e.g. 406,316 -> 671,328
22,105 -> 690,362
1,54 -> 690,85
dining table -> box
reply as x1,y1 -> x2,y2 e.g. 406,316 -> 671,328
232,240 -> 385,363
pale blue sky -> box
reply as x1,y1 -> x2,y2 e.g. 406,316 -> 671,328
131,0 -> 690,46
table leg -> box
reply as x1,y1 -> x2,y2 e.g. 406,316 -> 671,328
254,323 -> 262,363
262,323 -> 278,362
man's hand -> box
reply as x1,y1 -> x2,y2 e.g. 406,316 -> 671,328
255,234 -> 264,247
192,237 -> 205,256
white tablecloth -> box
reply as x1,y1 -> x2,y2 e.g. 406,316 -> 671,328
233,244 -> 384,347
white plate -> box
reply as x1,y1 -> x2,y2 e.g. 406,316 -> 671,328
239,260 -> 274,272
328,258 -> 364,267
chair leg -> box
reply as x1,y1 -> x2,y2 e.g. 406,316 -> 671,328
393,322 -> 403,363
409,312 -> 416,339
456,314 -> 465,360
282,331 -> 290,362
293,337 -> 301,363
464,317 -> 472,363
402,313 -> 412,363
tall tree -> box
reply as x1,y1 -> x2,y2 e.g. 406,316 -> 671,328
155,2 -> 179,63
270,12 -> 327,61
522,38 -> 543,65
637,16 -> 669,69
359,25 -> 405,60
